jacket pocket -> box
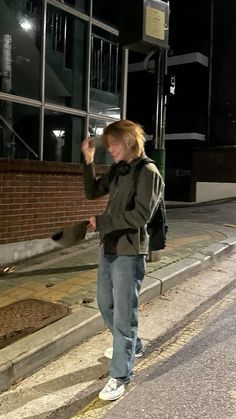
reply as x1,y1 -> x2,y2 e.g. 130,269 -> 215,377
116,231 -> 139,254
103,228 -> 136,255
126,233 -> 133,245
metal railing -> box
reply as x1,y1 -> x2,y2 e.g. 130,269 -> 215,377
91,34 -> 119,94
0,113 -> 38,159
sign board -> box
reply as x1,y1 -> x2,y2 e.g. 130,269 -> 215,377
119,0 -> 169,53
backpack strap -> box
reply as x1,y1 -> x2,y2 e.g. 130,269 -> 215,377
108,162 -> 119,183
132,157 -> 156,191
125,158 -> 157,211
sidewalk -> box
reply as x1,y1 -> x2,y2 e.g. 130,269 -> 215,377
0,206 -> 236,393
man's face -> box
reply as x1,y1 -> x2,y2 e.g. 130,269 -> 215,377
106,135 -> 133,162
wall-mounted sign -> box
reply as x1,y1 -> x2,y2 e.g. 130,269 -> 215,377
143,0 -> 169,48
145,6 -> 165,40
119,0 -> 169,53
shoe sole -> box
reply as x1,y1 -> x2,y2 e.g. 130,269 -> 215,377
134,351 -> 144,358
99,387 -> 125,401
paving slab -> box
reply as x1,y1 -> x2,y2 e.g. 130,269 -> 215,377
0,204 -> 236,394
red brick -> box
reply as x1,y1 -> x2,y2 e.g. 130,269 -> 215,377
0,166 -> 109,244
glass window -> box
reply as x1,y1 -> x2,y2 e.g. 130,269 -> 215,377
93,0 -> 119,27
55,0 -> 89,14
89,116 -> 118,165
90,26 -> 121,116
44,110 -> 84,163
0,99 -> 39,159
45,5 -> 88,110
0,0 -> 42,99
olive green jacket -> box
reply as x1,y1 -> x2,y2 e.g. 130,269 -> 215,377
83,155 -> 164,255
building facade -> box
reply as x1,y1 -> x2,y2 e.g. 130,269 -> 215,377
127,0 -> 236,202
1,0 -> 236,246
0,0 -> 125,245
166,0 -> 236,202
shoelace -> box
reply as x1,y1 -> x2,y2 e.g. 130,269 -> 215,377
106,378 -> 119,390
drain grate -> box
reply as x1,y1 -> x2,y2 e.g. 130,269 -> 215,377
0,299 -> 70,349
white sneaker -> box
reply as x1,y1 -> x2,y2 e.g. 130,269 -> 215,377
99,377 -> 125,401
104,346 -> 144,360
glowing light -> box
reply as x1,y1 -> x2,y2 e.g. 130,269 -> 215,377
19,18 -> 32,31
95,127 -> 104,136
53,130 -> 65,138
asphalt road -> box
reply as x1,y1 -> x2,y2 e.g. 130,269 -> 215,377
0,251 -> 235,419
103,276 -> 236,418
168,200 -> 236,227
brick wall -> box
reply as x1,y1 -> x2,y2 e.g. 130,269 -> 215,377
0,160 -> 108,245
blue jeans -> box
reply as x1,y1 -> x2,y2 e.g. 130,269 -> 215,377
97,247 -> 146,383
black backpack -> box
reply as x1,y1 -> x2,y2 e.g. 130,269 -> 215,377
127,158 -> 168,251
109,157 -> 168,254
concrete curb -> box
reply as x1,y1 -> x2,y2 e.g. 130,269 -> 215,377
140,237 -> 236,304
0,238 -> 61,266
166,197 -> 236,209
0,233 -> 99,266
0,238 -> 235,393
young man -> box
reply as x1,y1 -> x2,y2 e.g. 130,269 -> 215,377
81,119 -> 163,401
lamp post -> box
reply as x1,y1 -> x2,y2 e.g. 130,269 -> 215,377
53,130 -> 65,161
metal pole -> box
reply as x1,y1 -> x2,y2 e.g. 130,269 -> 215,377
153,50 -> 161,149
39,0 -> 47,161
151,48 -> 166,179
160,49 -> 168,149
121,48 -> 129,119
2,34 -> 13,158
